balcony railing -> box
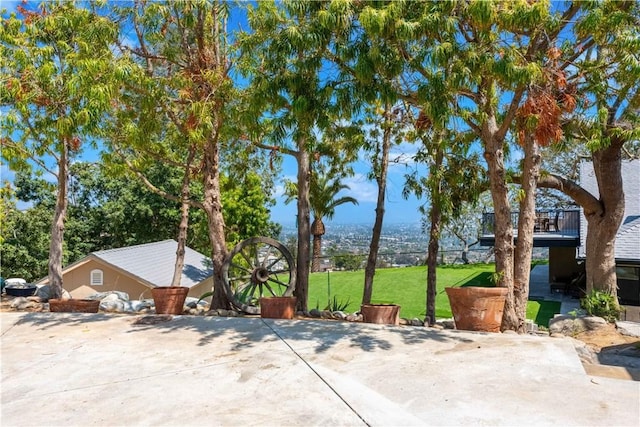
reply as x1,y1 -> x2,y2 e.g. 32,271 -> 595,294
481,209 -> 581,237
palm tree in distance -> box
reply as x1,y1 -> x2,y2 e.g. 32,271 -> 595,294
284,165 -> 358,272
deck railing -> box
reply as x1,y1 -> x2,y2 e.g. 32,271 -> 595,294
481,209 -> 581,237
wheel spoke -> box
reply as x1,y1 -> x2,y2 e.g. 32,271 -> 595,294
262,245 -> 276,270
265,254 -> 284,270
238,249 -> 256,269
228,270 -> 252,281
267,276 -> 289,288
262,281 -> 279,297
233,280 -> 252,296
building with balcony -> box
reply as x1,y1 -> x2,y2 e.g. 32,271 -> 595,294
480,209 -> 582,287
480,159 -> 640,314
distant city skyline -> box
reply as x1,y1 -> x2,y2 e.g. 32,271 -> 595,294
268,147 -> 429,226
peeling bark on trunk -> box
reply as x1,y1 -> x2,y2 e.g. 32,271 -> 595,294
585,142 -> 625,295
362,113 -> 391,305
47,140 -> 69,300
295,147 -> 311,312
513,136 -> 541,333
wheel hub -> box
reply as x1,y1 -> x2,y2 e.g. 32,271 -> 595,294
252,267 -> 270,284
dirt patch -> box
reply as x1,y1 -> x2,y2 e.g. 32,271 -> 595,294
573,323 -> 639,350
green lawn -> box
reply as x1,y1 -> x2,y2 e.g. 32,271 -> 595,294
308,264 -> 560,327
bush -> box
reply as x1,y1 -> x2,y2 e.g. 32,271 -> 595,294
580,290 -> 622,322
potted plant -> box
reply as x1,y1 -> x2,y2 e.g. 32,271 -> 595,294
360,302 -> 401,325
49,298 -> 100,313
151,286 -> 189,315
445,286 -> 508,332
260,296 -> 297,319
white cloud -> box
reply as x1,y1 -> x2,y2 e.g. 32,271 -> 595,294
343,174 -> 378,203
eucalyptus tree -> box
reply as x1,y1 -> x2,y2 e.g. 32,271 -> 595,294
239,0 -> 357,311
283,162 -> 358,273
0,1 -> 123,299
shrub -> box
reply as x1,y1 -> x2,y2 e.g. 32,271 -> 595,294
580,290 -> 622,322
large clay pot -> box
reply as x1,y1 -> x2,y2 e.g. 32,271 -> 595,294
361,304 -> 401,325
260,296 -> 296,319
445,286 -> 508,332
49,299 -> 100,313
151,286 -> 189,315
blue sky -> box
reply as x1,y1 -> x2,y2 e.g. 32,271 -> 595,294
270,145 -> 429,226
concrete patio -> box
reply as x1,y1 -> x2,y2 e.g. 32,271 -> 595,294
1,311 -> 638,426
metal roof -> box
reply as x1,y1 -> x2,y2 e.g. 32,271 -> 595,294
91,240 -> 213,288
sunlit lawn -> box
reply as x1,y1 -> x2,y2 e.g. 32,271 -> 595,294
308,264 -> 560,327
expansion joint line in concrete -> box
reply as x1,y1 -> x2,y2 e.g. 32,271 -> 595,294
261,319 -> 371,427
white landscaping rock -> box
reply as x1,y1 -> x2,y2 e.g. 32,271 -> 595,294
548,315 -> 608,335
100,299 -> 125,312
88,291 -> 130,301
35,285 -> 71,300
616,321 -> 640,338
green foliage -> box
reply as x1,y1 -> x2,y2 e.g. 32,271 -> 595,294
332,253 -> 364,271
580,290 -> 622,322
325,296 -> 351,312
0,163 -> 200,280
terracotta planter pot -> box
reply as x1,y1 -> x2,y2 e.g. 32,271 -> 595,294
445,286 -> 508,332
361,304 -> 401,325
260,296 -> 296,319
151,286 -> 189,315
49,299 -> 100,313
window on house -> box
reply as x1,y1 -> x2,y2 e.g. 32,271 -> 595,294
90,269 -> 103,286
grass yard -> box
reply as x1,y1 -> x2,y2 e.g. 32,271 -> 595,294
308,264 -> 560,327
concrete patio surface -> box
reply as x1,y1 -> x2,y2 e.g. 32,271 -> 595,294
1,312 -> 639,426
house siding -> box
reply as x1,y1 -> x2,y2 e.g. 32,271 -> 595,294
46,259 -> 214,301
61,259 -> 153,299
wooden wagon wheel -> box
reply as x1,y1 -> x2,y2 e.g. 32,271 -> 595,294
222,237 -> 296,314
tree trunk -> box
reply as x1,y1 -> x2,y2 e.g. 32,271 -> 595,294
202,133 -> 231,310
482,123 -> 515,331
512,136 -> 541,333
533,142 -> 625,298
295,146 -> 311,312
426,197 -> 441,326
585,141 -> 625,296
425,144 -> 444,326
171,148 -> 196,287
47,139 -> 69,300
311,217 -> 324,273
311,234 -> 322,273
363,110 -> 391,305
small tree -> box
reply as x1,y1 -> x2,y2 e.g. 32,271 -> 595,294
1,2 -> 121,298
